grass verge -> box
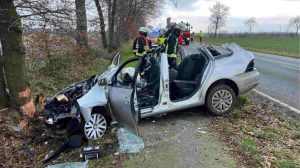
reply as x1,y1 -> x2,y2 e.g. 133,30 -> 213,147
195,36 -> 300,58
209,96 -> 300,168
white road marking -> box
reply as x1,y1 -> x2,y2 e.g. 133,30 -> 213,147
253,89 -> 300,114
280,65 -> 300,71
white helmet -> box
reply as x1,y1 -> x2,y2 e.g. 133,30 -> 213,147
138,27 -> 148,33
175,23 -> 187,31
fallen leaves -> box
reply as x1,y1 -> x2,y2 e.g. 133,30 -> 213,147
209,96 -> 300,168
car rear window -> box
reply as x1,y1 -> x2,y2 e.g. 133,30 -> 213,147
207,46 -> 232,57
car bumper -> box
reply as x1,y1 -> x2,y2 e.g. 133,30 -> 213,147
234,69 -> 260,95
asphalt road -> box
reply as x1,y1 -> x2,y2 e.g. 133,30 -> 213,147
185,43 -> 300,111
253,52 -> 300,110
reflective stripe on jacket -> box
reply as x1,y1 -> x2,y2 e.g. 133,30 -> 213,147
133,35 -> 150,57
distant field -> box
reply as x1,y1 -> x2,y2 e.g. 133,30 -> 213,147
199,36 -> 300,58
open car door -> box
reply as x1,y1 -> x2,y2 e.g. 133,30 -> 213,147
108,58 -> 141,135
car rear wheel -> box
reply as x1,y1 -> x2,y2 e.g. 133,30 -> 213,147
206,84 -> 236,115
84,113 -> 107,140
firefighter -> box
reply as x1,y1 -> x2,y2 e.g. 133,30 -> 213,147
155,29 -> 166,48
165,23 -> 185,69
164,22 -> 176,38
133,27 -> 151,57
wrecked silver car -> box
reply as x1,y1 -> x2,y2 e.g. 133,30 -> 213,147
43,43 -> 260,140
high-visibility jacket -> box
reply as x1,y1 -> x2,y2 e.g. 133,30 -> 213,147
132,35 -> 150,57
199,31 -> 203,37
155,37 -> 165,46
165,32 -> 178,58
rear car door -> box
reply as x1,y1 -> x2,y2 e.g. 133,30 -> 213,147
108,58 -> 141,134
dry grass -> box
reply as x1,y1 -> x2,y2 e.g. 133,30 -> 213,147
210,96 -> 300,168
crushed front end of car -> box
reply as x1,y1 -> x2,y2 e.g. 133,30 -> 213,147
43,75 -> 99,137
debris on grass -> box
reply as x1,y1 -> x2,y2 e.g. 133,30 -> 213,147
0,108 -> 121,167
198,130 -> 207,134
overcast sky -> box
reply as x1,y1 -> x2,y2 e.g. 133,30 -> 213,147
149,0 -> 300,33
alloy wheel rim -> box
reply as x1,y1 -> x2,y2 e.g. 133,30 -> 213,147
212,89 -> 233,112
84,113 -> 107,140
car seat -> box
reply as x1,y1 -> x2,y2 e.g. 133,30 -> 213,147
171,54 -> 207,98
137,57 -> 160,107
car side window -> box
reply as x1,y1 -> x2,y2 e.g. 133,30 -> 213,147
112,59 -> 140,88
207,46 -> 221,56
214,46 -> 232,56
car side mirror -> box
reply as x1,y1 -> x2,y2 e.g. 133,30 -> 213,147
98,78 -> 109,86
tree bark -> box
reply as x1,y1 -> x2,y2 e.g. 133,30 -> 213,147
94,0 -> 108,48
0,53 -> 9,108
75,0 -> 88,47
0,0 -> 35,116
108,0 -> 117,53
214,19 -> 219,38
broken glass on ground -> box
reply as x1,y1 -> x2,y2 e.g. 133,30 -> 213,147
116,128 -> 144,154
45,160 -> 88,168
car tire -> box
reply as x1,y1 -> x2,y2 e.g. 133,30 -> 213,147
83,110 -> 109,140
206,84 -> 236,116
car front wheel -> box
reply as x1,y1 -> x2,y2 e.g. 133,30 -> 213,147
206,84 -> 236,115
84,113 -> 107,140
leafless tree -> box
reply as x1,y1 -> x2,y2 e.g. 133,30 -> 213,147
289,16 -> 300,35
75,0 -> 88,47
245,17 -> 257,34
209,2 -> 230,38
94,0 -> 108,48
98,0 -> 163,53
0,0 -> 75,113
106,0 -> 118,52
15,0 -> 74,27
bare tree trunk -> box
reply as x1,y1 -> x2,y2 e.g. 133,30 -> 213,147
108,0 -> 117,53
0,0 -> 35,116
214,19 -> 219,38
0,54 -> 9,108
75,0 -> 88,47
94,0 -> 108,48
115,17 -> 121,48
297,26 -> 299,36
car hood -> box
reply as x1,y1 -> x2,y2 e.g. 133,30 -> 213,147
44,66 -> 119,118
53,66 -> 118,99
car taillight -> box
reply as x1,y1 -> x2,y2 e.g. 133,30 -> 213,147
245,59 -> 254,72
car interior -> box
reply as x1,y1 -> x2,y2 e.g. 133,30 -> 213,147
114,57 -> 160,109
136,56 -> 160,108
170,50 -> 208,100
114,49 -> 208,107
